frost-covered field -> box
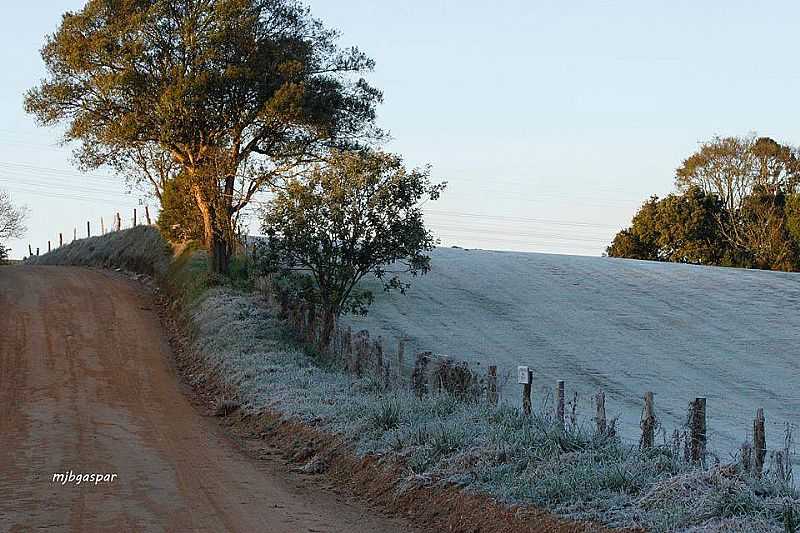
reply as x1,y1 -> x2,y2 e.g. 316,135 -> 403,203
347,248 -> 800,461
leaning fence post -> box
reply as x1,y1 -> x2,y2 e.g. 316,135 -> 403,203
640,391 -> 656,450
556,380 -> 565,428
487,365 -> 498,406
145,205 -> 151,224
59,233 -> 63,247
595,390 -> 607,435
688,397 -> 707,464
28,244 -> 32,257
754,408 -> 766,476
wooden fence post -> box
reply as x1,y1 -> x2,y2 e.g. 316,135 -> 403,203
556,380 -> 565,428
595,390 -> 607,435
47,241 -> 51,253
133,208 -> 137,227
116,212 -> 121,231
640,391 -> 656,449
688,397 -> 707,464
518,366 -> 533,415
28,244 -> 32,257
397,338 -> 406,380
487,365 -> 498,406
740,442 -> 752,473
36,247 -> 39,256
100,217 -> 105,234
754,408 -> 766,476
87,221 -> 91,238
59,233 -> 63,247
145,205 -> 151,224
73,228 -> 76,242
412,352 -> 431,398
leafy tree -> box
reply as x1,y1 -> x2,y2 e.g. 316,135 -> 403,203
258,149 -> 445,347
675,135 -> 800,253
25,0 -> 382,275
157,172 -> 205,243
737,187 -> 798,271
0,189 -> 27,263
607,187 -> 725,265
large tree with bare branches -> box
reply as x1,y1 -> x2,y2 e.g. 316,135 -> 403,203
25,0 -> 382,275
0,190 -> 27,262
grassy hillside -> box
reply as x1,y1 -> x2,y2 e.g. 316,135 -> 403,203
347,247 -> 800,463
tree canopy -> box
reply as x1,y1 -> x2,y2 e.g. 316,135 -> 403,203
26,0 -> 382,274
258,149 -> 445,346
610,135 -> 800,271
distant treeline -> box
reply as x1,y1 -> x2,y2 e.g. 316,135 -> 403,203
608,135 -> 800,271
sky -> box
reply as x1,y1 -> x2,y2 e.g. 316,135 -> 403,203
2,1 -> 800,259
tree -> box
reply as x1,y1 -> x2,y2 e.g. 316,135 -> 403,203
607,187 -> 725,265
675,135 -> 800,254
156,171 -> 205,242
736,187 -> 798,271
25,0 -> 382,275
0,190 -> 27,262
259,149 -> 446,348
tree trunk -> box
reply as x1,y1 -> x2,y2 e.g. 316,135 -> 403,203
318,306 -> 337,351
191,182 -> 231,276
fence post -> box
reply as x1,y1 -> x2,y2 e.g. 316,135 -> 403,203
87,221 -> 91,238
487,365 -> 498,406
640,391 -> 656,450
133,208 -> 137,226
412,352 -> 431,398
688,397 -> 707,464
740,441 -> 752,473
145,205 -> 151,225
116,212 -> 121,231
595,390 -> 607,435
518,366 -> 533,415
397,338 -> 406,380
28,244 -> 32,257
36,247 -> 39,256
59,233 -> 63,247
100,217 -> 105,234
47,241 -> 51,253
556,380 -> 565,428
754,408 -> 766,476
73,228 -> 76,242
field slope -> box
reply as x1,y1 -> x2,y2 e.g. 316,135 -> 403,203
350,248 -> 800,457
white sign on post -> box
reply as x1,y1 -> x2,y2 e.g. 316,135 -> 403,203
517,365 -> 530,384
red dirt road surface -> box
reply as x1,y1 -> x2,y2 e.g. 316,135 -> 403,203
0,266 -> 419,533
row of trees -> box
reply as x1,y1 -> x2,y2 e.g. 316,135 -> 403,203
27,0 -> 443,339
608,135 -> 800,271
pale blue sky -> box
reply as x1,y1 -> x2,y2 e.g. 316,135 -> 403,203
2,1 -> 799,258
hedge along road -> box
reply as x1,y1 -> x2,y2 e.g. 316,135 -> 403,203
0,266 -> 418,533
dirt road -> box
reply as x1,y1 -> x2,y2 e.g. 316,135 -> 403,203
0,266 -> 417,533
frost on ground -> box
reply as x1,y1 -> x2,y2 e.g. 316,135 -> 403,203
189,287 -> 799,533
344,247 -> 800,467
